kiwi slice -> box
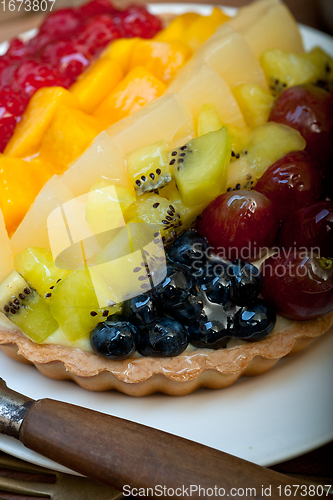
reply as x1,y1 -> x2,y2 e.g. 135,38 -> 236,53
0,271 -> 58,343
170,127 -> 231,207
307,47 -> 333,92
197,103 -> 251,160
49,268 -> 121,342
124,188 -> 204,246
260,49 -> 326,95
126,140 -> 172,196
226,122 -> 306,191
14,247 -> 70,300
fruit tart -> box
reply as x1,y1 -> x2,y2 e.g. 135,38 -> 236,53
0,0 -> 332,396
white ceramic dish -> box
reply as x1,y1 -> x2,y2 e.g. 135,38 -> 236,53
0,3 -> 332,476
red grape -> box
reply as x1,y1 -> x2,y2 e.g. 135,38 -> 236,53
261,251 -> 333,321
279,200 -> 333,258
269,84 -> 333,165
198,190 -> 279,261
254,151 -> 322,222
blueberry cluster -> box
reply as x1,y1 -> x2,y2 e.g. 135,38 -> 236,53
90,231 -> 276,360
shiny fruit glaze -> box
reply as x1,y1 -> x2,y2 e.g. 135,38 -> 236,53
0,87 -> 29,153
198,190 -> 279,261
0,0 -> 162,152
254,150 -> 322,222
261,252 -> 333,321
278,200 -> 333,258
269,84 -> 333,165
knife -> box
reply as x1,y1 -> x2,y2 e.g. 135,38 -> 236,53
0,377 -> 320,499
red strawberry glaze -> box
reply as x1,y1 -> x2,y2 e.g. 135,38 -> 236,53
0,87 -> 29,152
0,0 -> 162,152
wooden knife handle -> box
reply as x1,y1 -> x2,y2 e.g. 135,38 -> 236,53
18,398 -> 320,499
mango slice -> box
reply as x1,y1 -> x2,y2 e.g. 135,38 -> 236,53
181,8 -> 229,51
128,40 -> 191,83
70,57 -> 123,113
4,87 -> 79,158
93,66 -> 166,125
0,155 -> 53,235
39,106 -> 104,174
101,37 -> 140,72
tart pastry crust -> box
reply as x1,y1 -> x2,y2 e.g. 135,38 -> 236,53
0,312 -> 332,396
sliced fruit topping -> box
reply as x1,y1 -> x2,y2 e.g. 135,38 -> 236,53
278,201 -> 333,258
261,252 -> 333,321
124,191 -> 198,246
90,314 -> 137,360
197,103 -> 223,137
254,151 -> 322,222
260,49 -> 323,95
0,270 -> 58,342
49,268 -> 121,341
198,190 -> 279,261
233,299 -> 276,342
14,247 -> 70,299
0,156 -> 53,236
233,83 -> 274,128
135,317 -> 188,357
269,84 -> 333,164
93,66 -> 167,126
85,181 -> 135,234
128,40 -> 191,83
226,122 -> 306,192
171,127 -> 231,207
126,140 -> 172,196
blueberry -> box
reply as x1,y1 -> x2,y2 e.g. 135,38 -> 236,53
170,292 -> 203,325
167,230 -> 208,272
198,259 -> 232,305
122,292 -> 157,329
153,261 -> 193,308
136,317 -> 189,357
233,299 -> 276,342
90,315 -> 137,360
229,260 -> 262,306
187,291 -> 235,349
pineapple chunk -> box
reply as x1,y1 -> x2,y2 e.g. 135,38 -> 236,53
0,209 -> 13,282
61,132 -> 131,198
167,62 -> 246,129
233,83 -> 274,127
194,24 -> 268,90
106,93 -> 194,155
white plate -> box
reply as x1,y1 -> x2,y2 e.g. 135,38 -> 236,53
0,4 -> 333,476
